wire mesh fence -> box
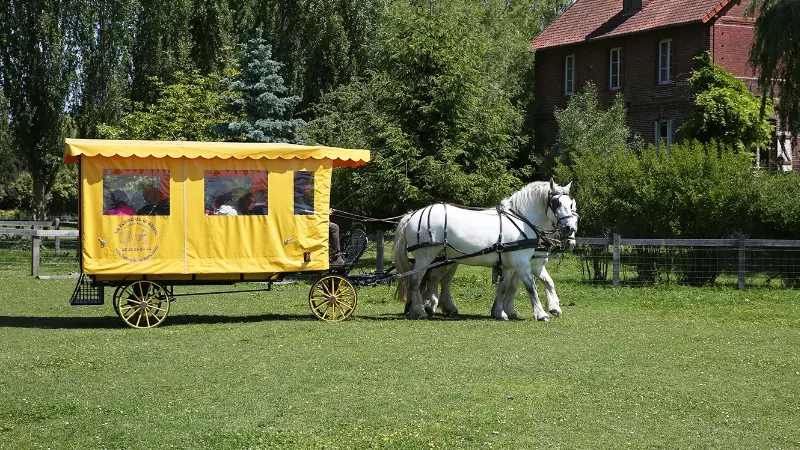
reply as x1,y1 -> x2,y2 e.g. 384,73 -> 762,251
0,234 -> 80,276
576,236 -> 800,288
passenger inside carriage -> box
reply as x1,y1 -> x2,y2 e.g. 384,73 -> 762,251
104,190 -> 136,216
211,188 -> 238,216
248,189 -> 268,215
137,186 -> 170,215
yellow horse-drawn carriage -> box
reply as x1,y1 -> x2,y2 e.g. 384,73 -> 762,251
64,139 -> 370,328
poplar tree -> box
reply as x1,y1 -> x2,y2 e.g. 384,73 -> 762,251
0,0 -> 79,218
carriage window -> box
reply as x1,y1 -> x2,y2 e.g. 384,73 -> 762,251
294,171 -> 315,215
204,170 -> 268,216
103,169 -> 170,216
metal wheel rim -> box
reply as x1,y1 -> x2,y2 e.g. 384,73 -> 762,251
309,275 -> 357,322
113,281 -> 170,329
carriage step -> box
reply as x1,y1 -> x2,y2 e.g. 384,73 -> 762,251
69,274 -> 104,305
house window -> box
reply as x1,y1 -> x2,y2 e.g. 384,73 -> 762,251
777,132 -> 794,171
658,39 -> 671,84
609,47 -> 621,90
654,119 -> 672,151
623,0 -> 639,14
565,54 -> 575,95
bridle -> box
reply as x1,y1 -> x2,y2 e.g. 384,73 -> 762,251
547,193 -> 579,238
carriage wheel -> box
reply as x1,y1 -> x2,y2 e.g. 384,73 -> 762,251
112,281 -> 171,329
308,275 -> 357,322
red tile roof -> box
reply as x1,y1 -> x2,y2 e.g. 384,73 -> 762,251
531,0 -> 735,50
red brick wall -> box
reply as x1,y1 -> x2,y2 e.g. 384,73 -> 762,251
712,0 -> 758,92
534,23 -> 710,151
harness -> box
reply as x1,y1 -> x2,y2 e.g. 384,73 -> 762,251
401,201 -> 565,281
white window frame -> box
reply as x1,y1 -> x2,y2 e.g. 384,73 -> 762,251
658,39 -> 672,84
609,47 -> 621,90
654,119 -> 673,151
565,54 -> 575,95
777,132 -> 794,171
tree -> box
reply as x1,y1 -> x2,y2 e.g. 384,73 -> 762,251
0,91 -> 18,204
748,0 -> 800,141
98,71 -> 236,141
189,0 -> 234,74
0,0 -> 79,219
553,82 -> 631,166
73,0 -> 136,138
679,52 -> 773,151
305,1 -> 526,219
130,0 -> 192,103
223,34 -> 306,143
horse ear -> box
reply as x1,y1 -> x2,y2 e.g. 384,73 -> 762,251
549,177 -> 556,192
564,181 -> 572,194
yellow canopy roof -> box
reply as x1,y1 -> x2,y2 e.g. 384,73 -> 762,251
64,138 -> 371,167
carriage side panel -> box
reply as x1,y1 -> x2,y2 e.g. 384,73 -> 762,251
81,156 -> 186,275
183,157 -> 333,274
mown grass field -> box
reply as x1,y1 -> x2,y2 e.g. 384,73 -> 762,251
0,244 -> 799,449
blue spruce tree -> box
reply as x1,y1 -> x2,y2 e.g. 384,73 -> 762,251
225,33 -> 305,143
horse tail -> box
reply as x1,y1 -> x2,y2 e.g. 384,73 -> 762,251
393,212 -> 413,304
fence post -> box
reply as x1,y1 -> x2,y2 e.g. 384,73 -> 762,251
376,230 -> 385,274
53,218 -> 61,255
613,234 -> 621,287
32,233 -> 41,277
738,235 -> 746,290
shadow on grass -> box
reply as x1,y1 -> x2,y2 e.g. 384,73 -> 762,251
0,313 -> 317,329
360,312 -> 499,321
0,311 -> 504,328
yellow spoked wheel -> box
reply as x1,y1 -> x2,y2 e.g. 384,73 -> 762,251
309,275 -> 357,322
113,281 -> 171,329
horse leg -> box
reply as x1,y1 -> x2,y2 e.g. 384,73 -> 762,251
518,269 -> 549,322
421,267 -> 441,316
408,250 -> 438,320
502,271 -> 521,320
437,264 -> 459,317
533,264 -> 562,318
491,268 -> 515,320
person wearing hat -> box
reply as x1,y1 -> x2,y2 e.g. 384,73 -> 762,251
212,188 -> 238,216
104,190 -> 136,216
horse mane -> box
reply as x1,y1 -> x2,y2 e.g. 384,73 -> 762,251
503,181 -> 550,213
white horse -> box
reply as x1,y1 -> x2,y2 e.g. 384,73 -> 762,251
394,179 -> 578,321
419,241 -> 568,320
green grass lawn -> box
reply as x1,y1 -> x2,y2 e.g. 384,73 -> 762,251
0,252 -> 799,449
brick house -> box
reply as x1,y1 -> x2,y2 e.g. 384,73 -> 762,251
531,0 -> 797,171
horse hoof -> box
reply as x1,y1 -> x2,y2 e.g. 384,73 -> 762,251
536,316 -> 550,322
549,309 -> 560,318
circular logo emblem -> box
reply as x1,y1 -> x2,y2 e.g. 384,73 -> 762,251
114,217 -> 160,262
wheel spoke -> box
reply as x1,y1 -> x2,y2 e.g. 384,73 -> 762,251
122,306 -> 140,321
